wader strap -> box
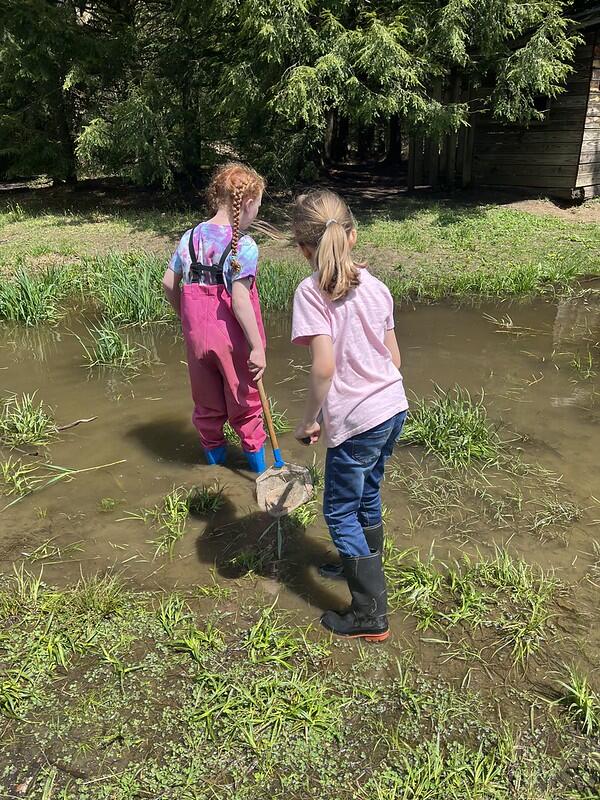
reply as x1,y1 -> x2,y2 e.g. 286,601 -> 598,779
188,232 -> 233,285
188,226 -> 198,264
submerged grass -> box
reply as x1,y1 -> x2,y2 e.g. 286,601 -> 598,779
130,483 -> 224,557
224,399 -> 292,445
75,319 -> 140,369
384,542 -> 558,665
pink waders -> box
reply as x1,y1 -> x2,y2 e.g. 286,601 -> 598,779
180,281 -> 267,454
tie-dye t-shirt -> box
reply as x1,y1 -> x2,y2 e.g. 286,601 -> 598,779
169,222 -> 258,294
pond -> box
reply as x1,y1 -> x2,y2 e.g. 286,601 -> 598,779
1,292 -> 598,604
1,290 -> 599,797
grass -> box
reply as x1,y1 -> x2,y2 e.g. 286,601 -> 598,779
525,495 -> 583,540
570,351 -> 597,380
557,668 -> 600,735
244,603 -> 311,669
0,569 -> 594,799
132,486 -> 190,558
129,483 -> 224,557
0,392 -> 58,447
186,481 -> 225,515
0,266 -> 71,325
83,251 -> 174,323
3,196 -> 600,321
360,202 -> 600,300
0,457 -> 126,511
257,259 -> 311,310
75,319 -> 140,369
224,399 -> 292,445
401,386 -> 502,469
383,542 -> 558,665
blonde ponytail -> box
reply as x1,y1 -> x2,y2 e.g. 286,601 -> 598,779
291,190 -> 360,301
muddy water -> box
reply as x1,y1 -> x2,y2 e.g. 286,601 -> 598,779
1,293 -> 599,630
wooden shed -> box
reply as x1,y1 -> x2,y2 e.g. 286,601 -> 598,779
407,8 -> 600,200
472,9 -> 600,200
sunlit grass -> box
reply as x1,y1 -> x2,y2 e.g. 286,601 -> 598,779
401,386 -> 501,469
83,252 -> 173,324
0,266 -> 71,325
0,392 -> 58,447
557,668 -> 600,735
75,319 -> 140,369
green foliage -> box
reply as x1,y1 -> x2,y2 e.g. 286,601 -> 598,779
0,0 -> 583,184
0,266 -> 70,325
84,252 -> 173,324
0,393 -> 58,448
401,386 -> 501,468
76,319 -> 139,369
557,668 -> 600,735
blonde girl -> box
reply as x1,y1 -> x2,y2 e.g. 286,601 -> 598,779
291,189 -> 408,641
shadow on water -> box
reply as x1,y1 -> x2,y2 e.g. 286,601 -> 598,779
192,493 -> 344,613
127,418 -> 203,465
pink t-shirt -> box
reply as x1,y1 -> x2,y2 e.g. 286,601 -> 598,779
291,268 -> 408,448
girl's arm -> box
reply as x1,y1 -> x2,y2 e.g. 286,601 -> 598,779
162,268 -> 182,318
231,278 -> 266,381
295,334 -> 335,444
384,329 -> 401,369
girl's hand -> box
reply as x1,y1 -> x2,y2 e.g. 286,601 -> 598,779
248,347 -> 266,381
295,420 -> 321,445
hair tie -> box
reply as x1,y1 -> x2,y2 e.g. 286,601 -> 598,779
325,218 -> 337,227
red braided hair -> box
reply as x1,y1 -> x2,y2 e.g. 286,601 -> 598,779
206,162 -> 266,273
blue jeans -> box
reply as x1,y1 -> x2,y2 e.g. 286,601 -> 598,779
323,411 -> 407,558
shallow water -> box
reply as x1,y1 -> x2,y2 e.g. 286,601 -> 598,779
1,293 -> 599,638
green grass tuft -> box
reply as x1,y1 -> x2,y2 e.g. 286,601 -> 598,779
0,266 -> 71,325
401,386 -> 501,468
0,392 -> 58,448
76,319 -> 140,369
557,668 -> 600,735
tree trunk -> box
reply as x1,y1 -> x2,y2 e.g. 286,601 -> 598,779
384,115 -> 402,164
357,123 -> 375,162
56,93 -> 77,184
331,114 -> 349,163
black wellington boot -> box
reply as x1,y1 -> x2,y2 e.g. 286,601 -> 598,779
319,522 -> 384,580
320,550 -> 389,642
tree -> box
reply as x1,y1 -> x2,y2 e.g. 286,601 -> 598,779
0,0 -> 584,185
0,0 -> 126,183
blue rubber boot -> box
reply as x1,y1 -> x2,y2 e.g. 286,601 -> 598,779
244,446 -> 266,473
204,445 -> 227,466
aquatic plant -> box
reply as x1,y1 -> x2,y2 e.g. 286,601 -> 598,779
187,482 -> 225,515
401,386 -> 501,469
0,392 -> 58,448
224,399 -> 291,445
84,252 -> 172,324
0,266 -> 70,325
557,668 -> 600,735
76,319 -> 139,369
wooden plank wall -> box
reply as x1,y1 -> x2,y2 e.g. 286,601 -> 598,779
470,34 -> 595,198
576,31 -> 600,198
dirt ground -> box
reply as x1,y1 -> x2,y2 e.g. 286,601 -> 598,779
2,171 -> 600,223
